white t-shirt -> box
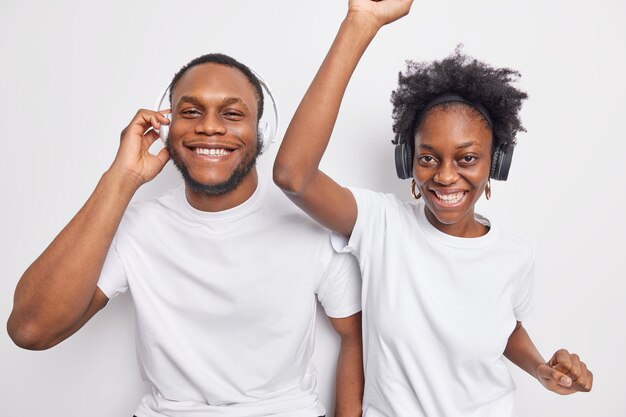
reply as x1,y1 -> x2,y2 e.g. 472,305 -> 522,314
97,177 -> 361,417
332,188 -> 534,417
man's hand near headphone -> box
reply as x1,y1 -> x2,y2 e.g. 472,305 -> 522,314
111,109 -> 171,187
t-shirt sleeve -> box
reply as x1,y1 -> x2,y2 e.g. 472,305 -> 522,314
97,237 -> 129,300
316,235 -> 362,318
513,254 -> 535,322
330,187 -> 389,262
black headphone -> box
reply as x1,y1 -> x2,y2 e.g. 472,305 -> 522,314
393,93 -> 515,181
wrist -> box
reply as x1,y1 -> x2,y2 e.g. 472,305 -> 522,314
345,10 -> 382,35
534,358 -> 548,381
102,167 -> 143,196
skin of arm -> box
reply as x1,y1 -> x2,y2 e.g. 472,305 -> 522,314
273,0 -> 413,238
7,110 -> 170,350
329,312 -> 364,417
504,321 -> 593,395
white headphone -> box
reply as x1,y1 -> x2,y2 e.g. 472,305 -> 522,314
154,68 -> 280,154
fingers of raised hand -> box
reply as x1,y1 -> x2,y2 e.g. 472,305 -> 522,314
142,128 -> 161,148
122,109 -> 170,141
155,146 -> 171,166
569,359 -> 593,392
537,364 -> 576,395
547,349 -> 593,393
549,349 -> 574,374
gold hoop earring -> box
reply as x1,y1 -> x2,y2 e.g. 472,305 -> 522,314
485,179 -> 492,200
411,179 -> 421,200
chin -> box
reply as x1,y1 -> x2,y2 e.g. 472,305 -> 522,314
424,198 -> 472,224
174,157 -> 256,197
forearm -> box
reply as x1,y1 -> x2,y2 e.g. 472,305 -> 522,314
503,322 -> 545,380
334,331 -> 364,417
8,169 -> 139,347
274,12 -> 379,193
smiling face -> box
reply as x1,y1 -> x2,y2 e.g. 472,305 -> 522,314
413,104 -> 493,237
166,63 -> 260,197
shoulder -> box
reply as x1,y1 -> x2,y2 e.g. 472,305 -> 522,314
251,181 -> 332,239
491,225 -> 535,262
119,187 -> 181,231
350,187 -> 413,214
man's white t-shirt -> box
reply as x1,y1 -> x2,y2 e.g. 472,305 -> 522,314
333,188 -> 534,417
97,177 -> 361,417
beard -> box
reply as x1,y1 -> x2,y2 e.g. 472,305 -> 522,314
167,134 -> 261,196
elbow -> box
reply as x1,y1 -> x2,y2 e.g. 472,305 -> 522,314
7,315 -> 56,350
273,159 -> 310,196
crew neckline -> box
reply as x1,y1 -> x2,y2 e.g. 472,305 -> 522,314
415,200 -> 497,248
176,177 -> 265,221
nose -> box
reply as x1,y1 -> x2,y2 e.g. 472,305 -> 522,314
433,160 -> 459,185
195,111 -> 226,136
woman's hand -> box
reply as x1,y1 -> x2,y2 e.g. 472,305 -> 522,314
348,0 -> 414,30
536,349 -> 593,394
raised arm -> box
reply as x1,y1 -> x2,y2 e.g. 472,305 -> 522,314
7,110 -> 170,350
273,0 -> 413,237
504,321 -> 593,395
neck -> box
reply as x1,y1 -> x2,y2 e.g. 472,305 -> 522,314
185,168 -> 259,212
424,207 -> 488,238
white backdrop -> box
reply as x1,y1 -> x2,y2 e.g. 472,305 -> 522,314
1,1 -> 624,416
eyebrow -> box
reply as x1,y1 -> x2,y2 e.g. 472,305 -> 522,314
221,97 -> 248,109
417,143 -> 436,151
176,95 -> 202,109
455,141 -> 481,149
177,95 -> 250,111
417,141 -> 481,151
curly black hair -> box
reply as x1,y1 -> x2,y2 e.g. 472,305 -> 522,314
169,53 -> 264,122
390,46 -> 527,151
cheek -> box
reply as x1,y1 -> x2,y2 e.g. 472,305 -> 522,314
413,165 -> 433,185
468,162 -> 492,185
227,124 -> 248,138
167,119 -> 191,140
231,123 -> 259,147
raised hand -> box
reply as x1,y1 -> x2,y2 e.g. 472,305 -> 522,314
348,0 -> 414,29
537,349 -> 593,394
109,109 -> 171,187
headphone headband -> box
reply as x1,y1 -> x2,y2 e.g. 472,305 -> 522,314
420,93 -> 493,132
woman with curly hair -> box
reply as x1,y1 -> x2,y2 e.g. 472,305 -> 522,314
274,0 -> 593,416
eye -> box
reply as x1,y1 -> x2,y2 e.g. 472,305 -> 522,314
222,110 -> 244,121
417,154 -> 438,166
459,155 -> 478,166
180,108 -> 201,118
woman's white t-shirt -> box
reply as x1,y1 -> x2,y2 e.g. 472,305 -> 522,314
333,188 -> 534,417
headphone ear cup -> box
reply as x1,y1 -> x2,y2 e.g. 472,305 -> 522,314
490,143 -> 515,181
159,114 -> 172,145
259,121 -> 272,154
395,142 -> 413,180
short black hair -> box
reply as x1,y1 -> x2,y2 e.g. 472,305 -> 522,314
169,53 -> 264,121
391,46 -> 527,151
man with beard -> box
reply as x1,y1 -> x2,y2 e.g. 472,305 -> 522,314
7,54 -> 363,417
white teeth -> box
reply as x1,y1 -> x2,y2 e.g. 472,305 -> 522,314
434,191 -> 465,204
195,148 -> 231,157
